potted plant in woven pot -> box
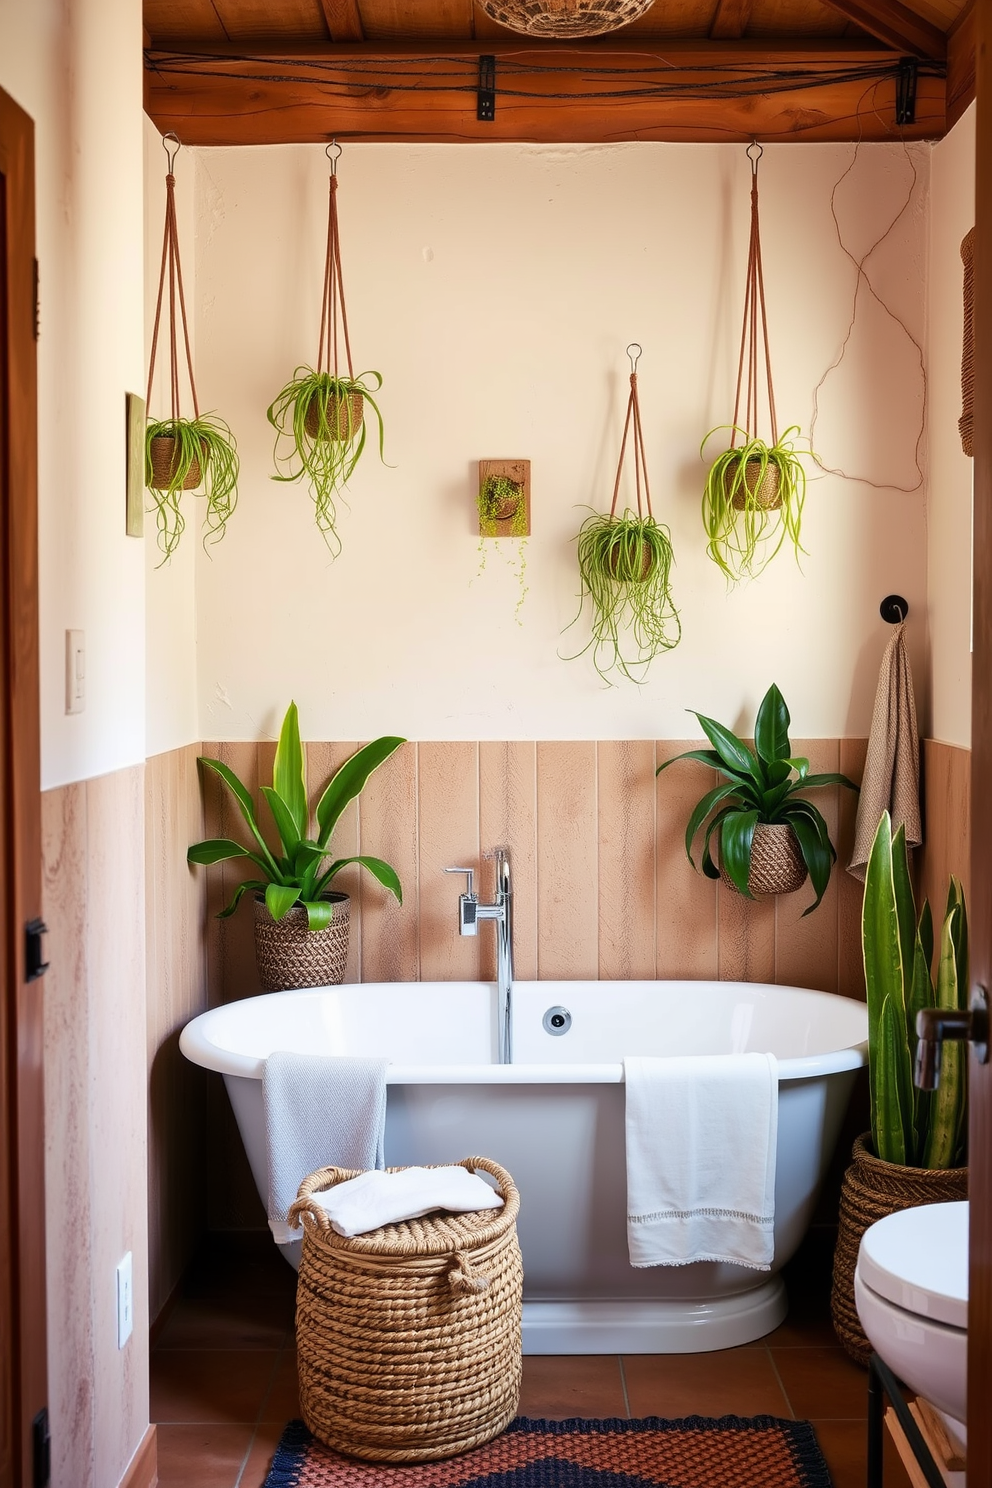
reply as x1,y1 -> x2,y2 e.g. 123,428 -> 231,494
656,683 -> 858,914
830,810 -> 969,1365
187,703 -> 405,991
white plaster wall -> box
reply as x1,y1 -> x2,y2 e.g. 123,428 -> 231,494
0,0 -> 147,789
193,141 -> 929,744
927,105 -> 975,749
144,115 -> 199,756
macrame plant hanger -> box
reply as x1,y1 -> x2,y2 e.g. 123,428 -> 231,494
316,140 -> 354,398
731,142 -> 779,475
609,343 -> 655,546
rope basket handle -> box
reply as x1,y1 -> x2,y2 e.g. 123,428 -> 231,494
287,1155 -> 520,1247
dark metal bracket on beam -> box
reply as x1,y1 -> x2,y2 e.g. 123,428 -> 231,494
478,54 -> 496,121
896,57 -> 918,124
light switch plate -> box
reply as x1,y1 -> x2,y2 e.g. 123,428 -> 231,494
65,630 -> 85,715
125,392 -> 145,538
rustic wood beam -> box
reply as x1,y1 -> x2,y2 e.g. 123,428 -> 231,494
946,0 -> 975,126
709,0 -> 754,43
143,40 -> 944,145
814,0 -> 945,59
317,0 -> 365,43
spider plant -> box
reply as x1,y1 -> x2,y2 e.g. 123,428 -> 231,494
702,426 -> 808,582
187,701 -> 405,929
563,510 -> 680,685
145,413 -> 240,565
267,367 -> 385,555
656,682 -> 858,915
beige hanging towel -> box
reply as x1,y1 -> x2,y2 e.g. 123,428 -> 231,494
848,621 -> 922,881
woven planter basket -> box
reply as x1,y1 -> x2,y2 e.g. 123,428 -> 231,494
148,435 -> 204,490
720,821 -> 808,898
252,893 -> 349,991
605,537 -> 654,582
727,458 -> 782,511
476,0 -> 655,37
304,391 -> 364,442
288,1156 -> 523,1463
830,1132 -> 968,1366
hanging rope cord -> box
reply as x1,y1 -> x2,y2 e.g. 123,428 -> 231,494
731,146 -> 778,450
609,367 -> 653,521
316,161 -> 354,381
146,145 -> 199,422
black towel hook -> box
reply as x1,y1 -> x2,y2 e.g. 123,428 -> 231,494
880,595 -> 908,624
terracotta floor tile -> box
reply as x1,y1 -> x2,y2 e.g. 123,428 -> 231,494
623,1349 -> 792,1420
155,1423 -> 254,1488
518,1356 -> 627,1420
151,1349 -> 281,1424
260,1346 -> 301,1423
810,1418 -> 914,1488
238,1422 -> 293,1488
770,1347 -> 871,1420
155,1291 -> 295,1351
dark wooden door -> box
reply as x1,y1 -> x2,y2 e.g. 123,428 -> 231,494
0,87 -> 47,1488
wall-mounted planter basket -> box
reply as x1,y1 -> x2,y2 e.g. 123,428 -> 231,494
719,822 -> 807,898
478,459 -> 531,536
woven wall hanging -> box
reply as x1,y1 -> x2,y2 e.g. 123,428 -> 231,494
477,0 -> 654,37
267,140 -> 385,556
700,143 -> 807,583
145,133 -> 240,563
563,345 -> 680,684
960,226 -> 975,458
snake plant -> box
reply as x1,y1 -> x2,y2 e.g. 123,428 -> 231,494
863,811 -> 968,1168
187,702 -> 405,929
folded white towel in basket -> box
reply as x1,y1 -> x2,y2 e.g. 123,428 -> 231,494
263,1052 -> 388,1246
624,1052 -> 778,1271
310,1165 -> 504,1237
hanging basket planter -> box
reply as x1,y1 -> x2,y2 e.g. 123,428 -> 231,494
563,344 -> 680,684
702,144 -> 807,582
144,133 -> 240,564
268,141 -> 385,557
719,822 -> 808,897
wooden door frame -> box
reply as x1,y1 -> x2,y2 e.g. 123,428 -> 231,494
0,86 -> 47,1488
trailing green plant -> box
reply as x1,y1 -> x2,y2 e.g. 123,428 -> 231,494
701,425 -> 807,582
656,682 -> 858,915
564,511 -> 680,684
187,701 -> 405,930
267,368 -> 385,554
478,474 -> 527,537
145,413 -> 240,564
863,810 -> 968,1168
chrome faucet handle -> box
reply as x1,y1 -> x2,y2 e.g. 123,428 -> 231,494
444,867 -> 478,935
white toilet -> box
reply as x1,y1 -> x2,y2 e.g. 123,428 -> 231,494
854,1200 -> 968,1438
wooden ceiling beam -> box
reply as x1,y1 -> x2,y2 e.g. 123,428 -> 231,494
143,41 -> 945,145
946,0 -> 975,126
813,0 -> 945,58
709,0 -> 754,43
317,0 -> 365,42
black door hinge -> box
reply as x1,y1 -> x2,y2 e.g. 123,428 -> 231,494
477,55 -> 496,122
32,1407 -> 51,1488
25,919 -> 49,982
32,258 -> 40,341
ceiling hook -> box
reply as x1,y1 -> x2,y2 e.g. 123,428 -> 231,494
326,138 -> 342,176
746,140 -> 763,174
162,131 -> 181,174
626,342 -> 642,375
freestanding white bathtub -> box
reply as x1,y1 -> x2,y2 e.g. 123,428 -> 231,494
180,979 -> 867,1354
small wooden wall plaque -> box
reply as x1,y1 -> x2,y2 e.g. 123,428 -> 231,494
478,459 -> 531,537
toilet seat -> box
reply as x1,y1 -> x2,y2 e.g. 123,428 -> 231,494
854,1201 -> 968,1432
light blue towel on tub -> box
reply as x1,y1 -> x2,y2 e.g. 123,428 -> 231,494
624,1052 -> 778,1271
262,1052 -> 388,1246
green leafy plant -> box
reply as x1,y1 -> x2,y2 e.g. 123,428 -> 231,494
863,811 -> 968,1168
563,511 -> 680,684
145,414 -> 240,564
267,368 -> 385,555
701,426 -> 808,582
478,474 -> 527,537
656,682 -> 858,915
187,702 -> 404,929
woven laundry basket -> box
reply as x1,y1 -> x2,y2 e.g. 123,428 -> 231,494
287,1156 -> 523,1463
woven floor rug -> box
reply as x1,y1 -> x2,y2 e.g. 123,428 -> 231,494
262,1415 -> 832,1488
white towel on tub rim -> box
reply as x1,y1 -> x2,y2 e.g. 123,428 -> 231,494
262,1051 -> 388,1246
624,1052 -> 779,1270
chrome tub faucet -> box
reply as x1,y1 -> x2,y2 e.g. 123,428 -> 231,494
444,848 -> 514,1065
